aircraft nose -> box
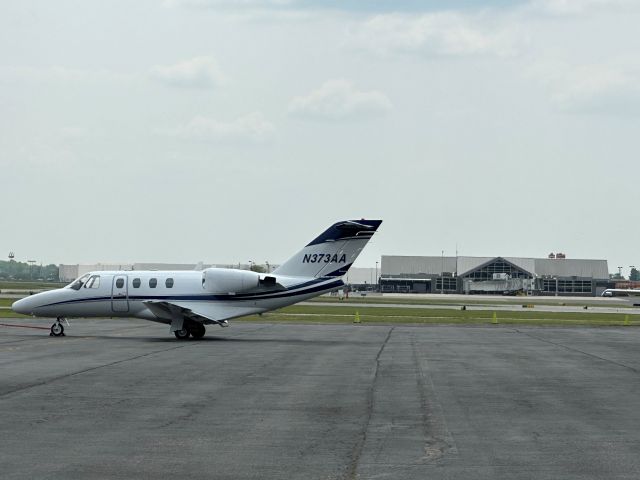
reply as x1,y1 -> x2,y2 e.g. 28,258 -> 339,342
12,297 -> 33,315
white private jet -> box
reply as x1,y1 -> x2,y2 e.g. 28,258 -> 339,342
601,288 -> 640,307
12,219 -> 382,339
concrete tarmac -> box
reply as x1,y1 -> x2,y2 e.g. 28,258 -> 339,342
1,318 -> 640,479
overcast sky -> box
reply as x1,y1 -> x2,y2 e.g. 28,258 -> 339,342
2,0 -> 639,274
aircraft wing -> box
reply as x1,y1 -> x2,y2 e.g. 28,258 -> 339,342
143,300 -> 263,325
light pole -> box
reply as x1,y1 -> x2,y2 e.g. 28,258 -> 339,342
28,260 -> 36,280
617,266 -> 623,279
375,261 -> 379,292
630,265 -> 636,282
441,250 -> 444,294
265,261 -> 270,273
248,260 -> 254,271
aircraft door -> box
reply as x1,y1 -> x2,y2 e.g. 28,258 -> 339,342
111,275 -> 129,312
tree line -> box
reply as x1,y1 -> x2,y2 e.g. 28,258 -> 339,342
0,260 -> 59,281
611,267 -> 640,281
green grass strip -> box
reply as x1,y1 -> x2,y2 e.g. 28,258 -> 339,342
0,281 -> 65,290
0,310 -> 31,319
235,304 -> 640,326
309,295 -> 631,308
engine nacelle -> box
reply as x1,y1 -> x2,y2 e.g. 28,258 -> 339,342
202,268 -> 261,294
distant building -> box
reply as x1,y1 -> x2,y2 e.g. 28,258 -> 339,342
381,255 -> 610,297
343,267 -> 379,290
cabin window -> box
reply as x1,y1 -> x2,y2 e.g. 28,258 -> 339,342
85,275 -> 100,289
115,278 -> 125,289
69,274 -> 90,291
132,278 -> 141,288
149,278 -> 158,288
165,278 -> 174,288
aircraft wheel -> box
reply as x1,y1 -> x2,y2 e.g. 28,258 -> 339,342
190,323 -> 206,340
174,328 -> 190,340
50,322 -> 65,337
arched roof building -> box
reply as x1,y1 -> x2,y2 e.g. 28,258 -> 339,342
381,255 -> 610,296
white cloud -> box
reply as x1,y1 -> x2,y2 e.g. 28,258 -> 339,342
346,12 -> 523,58
170,112 -> 276,143
150,57 -> 226,89
527,0 -> 634,15
530,60 -> 640,114
288,80 -> 392,120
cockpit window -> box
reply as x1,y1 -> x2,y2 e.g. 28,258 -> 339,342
68,274 -> 91,291
84,275 -> 100,289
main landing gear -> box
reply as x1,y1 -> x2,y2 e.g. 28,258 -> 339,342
50,317 -> 66,337
174,321 -> 206,340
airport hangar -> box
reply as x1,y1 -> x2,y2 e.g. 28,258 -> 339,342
380,255 -> 610,297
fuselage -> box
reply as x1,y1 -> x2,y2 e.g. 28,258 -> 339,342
601,288 -> 640,307
12,269 -> 343,323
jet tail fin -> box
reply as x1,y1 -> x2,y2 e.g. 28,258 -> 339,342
273,219 -> 382,278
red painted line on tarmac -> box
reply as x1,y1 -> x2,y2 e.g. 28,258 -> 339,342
0,323 -> 50,331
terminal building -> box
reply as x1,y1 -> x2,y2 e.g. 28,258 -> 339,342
380,255 -> 610,297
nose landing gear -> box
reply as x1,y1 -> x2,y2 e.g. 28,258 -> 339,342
50,317 -> 66,337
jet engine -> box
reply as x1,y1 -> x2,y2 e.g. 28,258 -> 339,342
202,268 -> 262,294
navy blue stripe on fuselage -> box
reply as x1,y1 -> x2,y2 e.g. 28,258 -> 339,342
37,278 -> 344,308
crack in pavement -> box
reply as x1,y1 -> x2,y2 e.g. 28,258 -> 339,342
0,343 -> 195,399
411,333 -> 458,463
0,324 -> 275,399
344,326 -> 395,480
